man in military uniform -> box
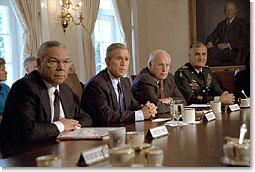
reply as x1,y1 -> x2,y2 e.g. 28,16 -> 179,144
174,42 -> 235,105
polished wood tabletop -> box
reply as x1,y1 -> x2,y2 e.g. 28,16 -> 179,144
0,108 -> 250,167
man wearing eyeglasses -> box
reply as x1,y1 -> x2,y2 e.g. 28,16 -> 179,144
131,49 -> 186,114
0,40 -> 92,148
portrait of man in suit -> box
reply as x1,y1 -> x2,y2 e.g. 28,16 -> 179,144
205,2 -> 249,66
0,40 -> 92,147
80,43 -> 157,126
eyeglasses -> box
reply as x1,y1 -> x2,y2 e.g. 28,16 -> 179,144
152,62 -> 172,69
45,58 -> 71,68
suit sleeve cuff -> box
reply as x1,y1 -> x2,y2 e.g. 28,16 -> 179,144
214,96 -> 220,101
228,43 -> 231,50
53,121 -> 65,132
135,110 -> 144,121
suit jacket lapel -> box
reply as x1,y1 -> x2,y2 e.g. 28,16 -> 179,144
103,69 -> 119,110
37,77 -> 52,122
188,64 -> 204,87
59,84 -> 71,118
225,17 -> 237,35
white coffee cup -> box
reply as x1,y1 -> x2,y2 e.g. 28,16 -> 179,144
210,101 -> 221,113
235,143 -> 250,161
239,98 -> 250,107
145,146 -> 164,167
109,145 -> 135,167
223,142 -> 235,160
109,127 -> 126,148
126,131 -> 144,147
183,108 -> 195,123
36,155 -> 62,167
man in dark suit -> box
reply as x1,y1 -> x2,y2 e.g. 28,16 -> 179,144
174,42 -> 235,105
80,43 -> 157,126
131,50 -> 186,114
206,2 -> 249,66
0,41 -> 92,147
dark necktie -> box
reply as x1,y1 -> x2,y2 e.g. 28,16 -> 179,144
53,89 -> 60,122
117,82 -> 125,112
159,81 -> 165,99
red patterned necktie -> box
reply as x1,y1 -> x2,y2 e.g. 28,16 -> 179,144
159,81 -> 165,99
53,89 -> 60,122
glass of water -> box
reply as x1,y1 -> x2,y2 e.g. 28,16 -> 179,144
172,100 -> 184,121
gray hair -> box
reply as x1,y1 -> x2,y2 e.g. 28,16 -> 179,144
224,2 -> 236,10
106,43 -> 128,60
37,40 -> 68,61
0,57 -> 5,66
147,49 -> 171,67
189,42 -> 206,53
23,56 -> 37,68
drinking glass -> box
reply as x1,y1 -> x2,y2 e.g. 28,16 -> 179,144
172,100 -> 184,121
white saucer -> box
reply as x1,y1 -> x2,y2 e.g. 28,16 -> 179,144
240,105 -> 250,108
131,143 -> 151,151
221,156 -> 250,166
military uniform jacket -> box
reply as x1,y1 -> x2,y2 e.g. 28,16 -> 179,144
174,63 -> 224,105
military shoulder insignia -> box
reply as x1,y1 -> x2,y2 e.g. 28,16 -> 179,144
179,72 -> 183,78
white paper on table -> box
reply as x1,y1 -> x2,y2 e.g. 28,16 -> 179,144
152,118 -> 171,122
165,120 -> 202,127
185,104 -> 210,108
164,121 -> 190,127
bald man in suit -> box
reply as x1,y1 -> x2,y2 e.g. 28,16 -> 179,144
206,2 -> 249,66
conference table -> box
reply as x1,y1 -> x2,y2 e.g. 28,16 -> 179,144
0,107 -> 250,167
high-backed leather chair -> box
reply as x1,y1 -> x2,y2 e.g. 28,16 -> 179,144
64,73 -> 83,106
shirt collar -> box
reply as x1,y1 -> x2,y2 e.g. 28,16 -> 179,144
107,69 -> 120,88
42,79 -> 60,94
194,68 -> 202,74
228,16 -> 235,24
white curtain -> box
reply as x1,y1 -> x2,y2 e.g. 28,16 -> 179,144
81,0 -> 100,82
112,0 -> 133,75
10,0 -> 41,59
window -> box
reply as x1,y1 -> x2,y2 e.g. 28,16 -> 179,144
0,0 -> 23,87
93,0 -> 124,74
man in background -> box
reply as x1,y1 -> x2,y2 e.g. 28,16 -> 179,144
206,2 -> 249,66
23,56 -> 38,74
131,49 -> 185,114
174,42 -> 235,105
81,43 -> 157,126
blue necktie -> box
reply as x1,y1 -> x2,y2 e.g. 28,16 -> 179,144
53,89 -> 60,121
117,82 -> 125,112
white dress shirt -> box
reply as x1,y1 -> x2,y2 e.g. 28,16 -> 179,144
107,70 -> 144,121
43,80 -> 65,132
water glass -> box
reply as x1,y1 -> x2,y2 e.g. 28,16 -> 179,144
171,100 -> 184,121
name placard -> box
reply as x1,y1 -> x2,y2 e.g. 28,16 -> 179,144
77,144 -> 109,166
147,125 -> 169,138
204,112 -> 216,121
229,104 -> 240,111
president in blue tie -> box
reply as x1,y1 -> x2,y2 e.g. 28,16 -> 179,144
80,43 -> 157,126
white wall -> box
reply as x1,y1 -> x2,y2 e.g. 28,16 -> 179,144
46,0 -> 190,82
134,0 -> 189,75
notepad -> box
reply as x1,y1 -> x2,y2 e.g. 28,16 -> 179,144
57,127 -> 123,140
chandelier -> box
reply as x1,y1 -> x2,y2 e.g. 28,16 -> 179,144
59,0 -> 83,33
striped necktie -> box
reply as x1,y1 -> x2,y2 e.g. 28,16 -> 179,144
159,81 -> 165,99
117,82 -> 125,112
53,89 -> 60,121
